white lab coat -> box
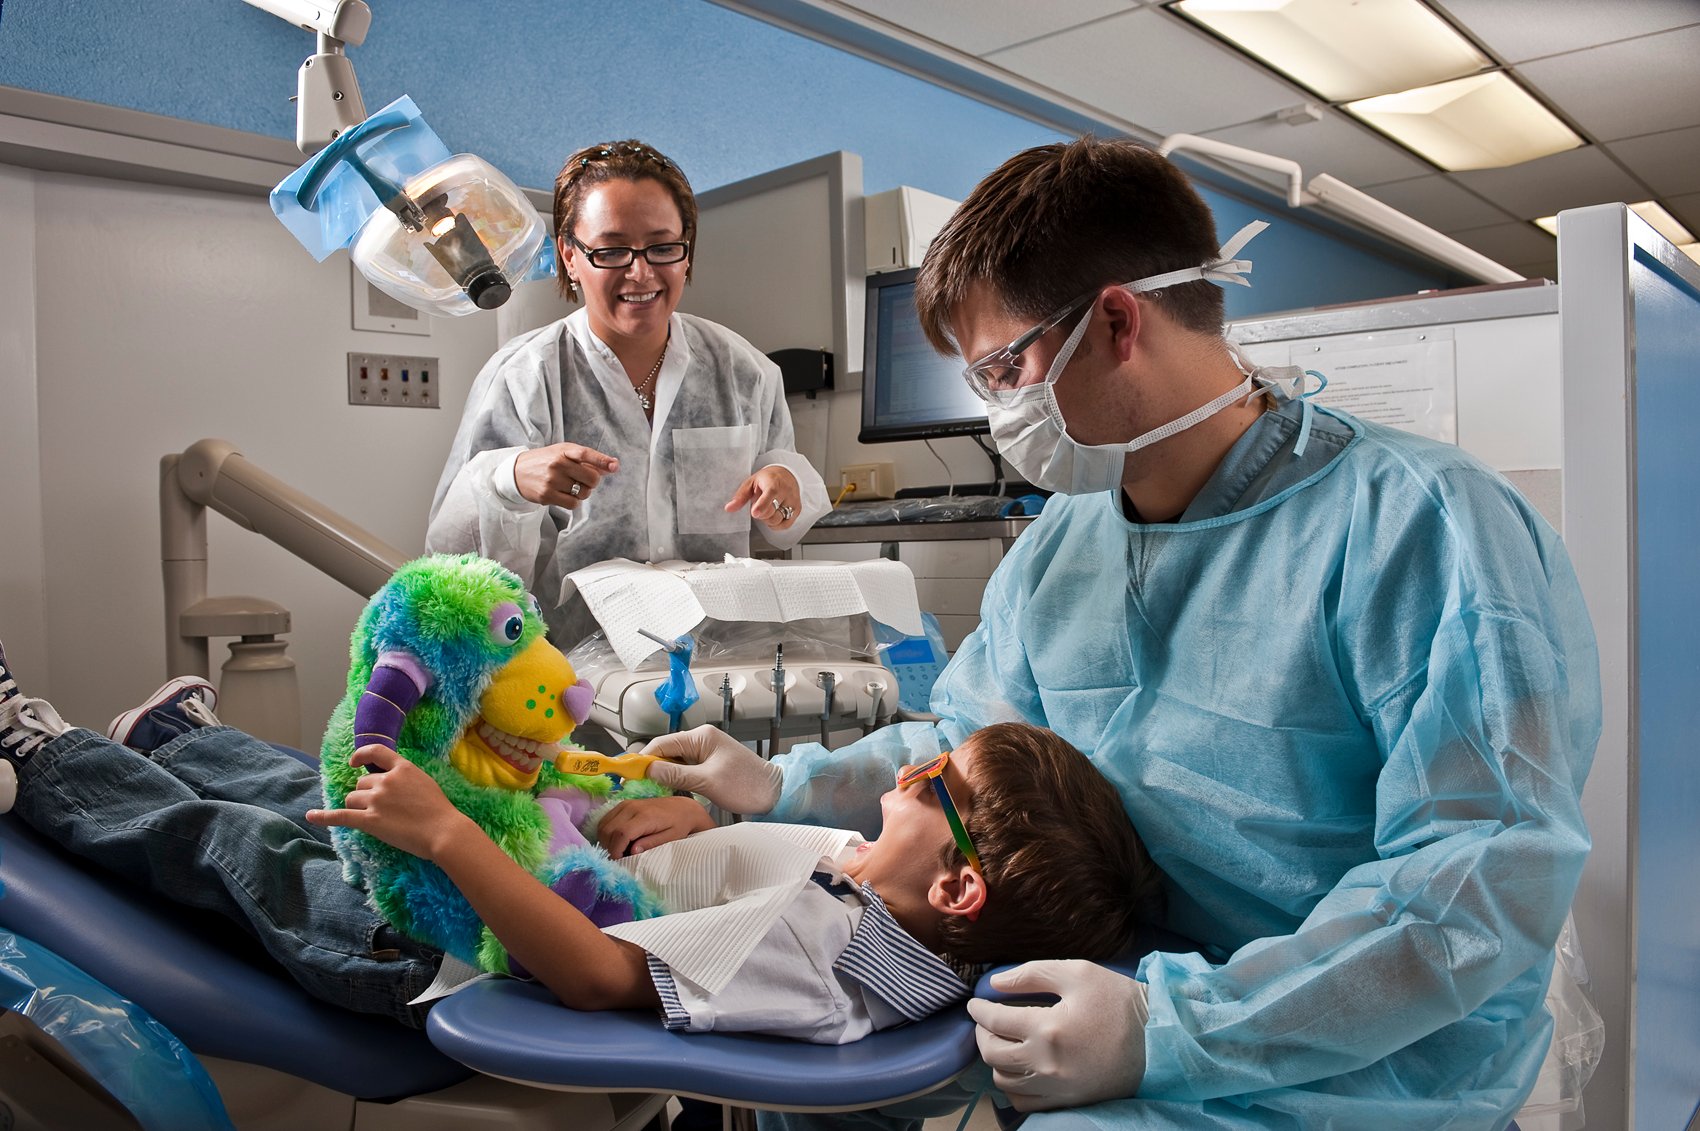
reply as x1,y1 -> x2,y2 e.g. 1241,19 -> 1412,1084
428,309 -> 831,646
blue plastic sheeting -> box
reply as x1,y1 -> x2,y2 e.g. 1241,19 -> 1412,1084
0,817 -> 473,1101
0,926 -> 234,1131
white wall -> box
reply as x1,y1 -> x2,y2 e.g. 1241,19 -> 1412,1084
0,167 -> 47,685
11,166 -> 509,738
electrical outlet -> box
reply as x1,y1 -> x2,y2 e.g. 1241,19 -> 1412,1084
838,461 -> 896,500
348,352 -> 440,409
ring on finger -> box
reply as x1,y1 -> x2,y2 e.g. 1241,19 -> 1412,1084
777,503 -> 795,522
569,482 -> 582,497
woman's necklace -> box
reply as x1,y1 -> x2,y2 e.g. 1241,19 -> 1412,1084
634,339 -> 667,413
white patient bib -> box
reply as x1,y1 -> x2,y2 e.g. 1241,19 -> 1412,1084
604,822 -> 864,995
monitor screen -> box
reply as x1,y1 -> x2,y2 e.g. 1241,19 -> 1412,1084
859,268 -> 990,444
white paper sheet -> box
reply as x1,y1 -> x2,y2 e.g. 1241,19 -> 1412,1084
407,953 -> 495,1005
602,822 -> 864,996
567,557 -> 923,669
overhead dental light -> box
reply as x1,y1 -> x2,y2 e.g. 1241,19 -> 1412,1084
244,0 -> 549,315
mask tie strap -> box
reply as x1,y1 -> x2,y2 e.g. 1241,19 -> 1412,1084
1125,221 -> 1269,295
1203,219 -> 1268,288
1292,369 -> 1329,458
1252,365 -> 1329,457
1124,375 -> 1256,454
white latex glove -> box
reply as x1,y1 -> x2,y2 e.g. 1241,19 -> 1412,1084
966,960 -> 1150,1112
643,724 -> 784,815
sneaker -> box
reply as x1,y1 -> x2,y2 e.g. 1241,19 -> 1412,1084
0,641 -> 72,814
105,676 -> 222,751
0,638 -> 22,712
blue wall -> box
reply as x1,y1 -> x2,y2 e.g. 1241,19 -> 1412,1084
1630,246 -> 1700,1131
0,0 -> 1448,315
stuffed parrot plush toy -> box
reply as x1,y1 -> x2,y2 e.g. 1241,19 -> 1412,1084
321,553 -> 666,972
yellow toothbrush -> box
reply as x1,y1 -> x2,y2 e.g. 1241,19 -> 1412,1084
554,750 -> 660,780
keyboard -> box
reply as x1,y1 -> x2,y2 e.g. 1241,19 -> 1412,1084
814,496 -> 1019,527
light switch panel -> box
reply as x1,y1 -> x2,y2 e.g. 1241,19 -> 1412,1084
348,352 -> 440,408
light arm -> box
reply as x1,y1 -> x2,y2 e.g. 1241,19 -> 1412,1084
240,0 -> 371,154
1157,133 -> 1523,284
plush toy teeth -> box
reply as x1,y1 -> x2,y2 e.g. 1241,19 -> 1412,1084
474,719 -> 547,774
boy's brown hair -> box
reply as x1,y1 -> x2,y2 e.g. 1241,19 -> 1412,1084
938,721 -> 1163,965
551,139 -> 698,304
914,137 -> 1224,356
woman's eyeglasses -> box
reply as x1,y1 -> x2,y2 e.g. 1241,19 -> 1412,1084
569,235 -> 691,270
897,749 -> 982,873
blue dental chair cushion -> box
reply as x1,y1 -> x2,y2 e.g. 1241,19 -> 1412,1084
0,815 -> 473,1101
429,977 -> 979,1110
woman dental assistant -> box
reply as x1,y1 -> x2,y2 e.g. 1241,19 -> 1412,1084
428,139 -> 830,646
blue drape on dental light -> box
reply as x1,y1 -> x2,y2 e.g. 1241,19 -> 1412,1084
767,405 -> 1600,1128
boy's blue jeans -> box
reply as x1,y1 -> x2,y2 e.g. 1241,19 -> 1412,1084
12,725 -> 441,1027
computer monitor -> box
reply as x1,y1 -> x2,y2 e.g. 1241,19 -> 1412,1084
858,267 -> 990,444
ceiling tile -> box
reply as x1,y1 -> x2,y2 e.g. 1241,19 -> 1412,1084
1451,145 -> 1648,218
835,0 -> 1142,58
1431,0 -> 1700,65
1350,174 -> 1517,233
1603,126 -> 1700,197
1200,109 -> 1431,192
984,7 -> 1303,136
1448,221 -> 1559,265
1665,191 -> 1700,234
1515,25 -> 1700,141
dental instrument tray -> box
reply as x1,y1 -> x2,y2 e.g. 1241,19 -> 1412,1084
562,556 -> 924,745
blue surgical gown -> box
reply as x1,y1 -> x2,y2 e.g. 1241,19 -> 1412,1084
768,400 -> 1600,1129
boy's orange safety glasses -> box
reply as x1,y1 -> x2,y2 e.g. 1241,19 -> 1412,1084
897,749 -> 983,873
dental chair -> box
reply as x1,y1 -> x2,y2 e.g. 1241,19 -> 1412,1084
0,810 -> 981,1130
0,814 -> 668,1130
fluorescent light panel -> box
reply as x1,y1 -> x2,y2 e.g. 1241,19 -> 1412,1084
1534,203 -> 1696,246
1346,72 -> 1582,171
1172,0 -> 1488,101
1629,201 -> 1696,245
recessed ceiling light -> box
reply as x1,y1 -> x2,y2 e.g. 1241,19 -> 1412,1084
1628,201 -> 1697,246
1533,203 -> 1695,245
1171,0 -> 1488,102
1678,244 -> 1700,267
1345,72 -> 1582,171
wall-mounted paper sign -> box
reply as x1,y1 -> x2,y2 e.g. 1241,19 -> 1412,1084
1292,330 -> 1458,444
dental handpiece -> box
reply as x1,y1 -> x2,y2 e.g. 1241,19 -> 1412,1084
770,644 -> 786,756
864,679 -> 887,735
817,670 -> 836,748
719,673 -> 734,730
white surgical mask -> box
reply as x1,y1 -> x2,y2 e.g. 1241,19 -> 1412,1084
984,221 -> 1269,496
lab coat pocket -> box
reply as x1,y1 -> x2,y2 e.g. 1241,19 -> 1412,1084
673,423 -> 758,535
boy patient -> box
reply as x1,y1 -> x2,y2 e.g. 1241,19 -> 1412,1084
0,644 -> 1160,1042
